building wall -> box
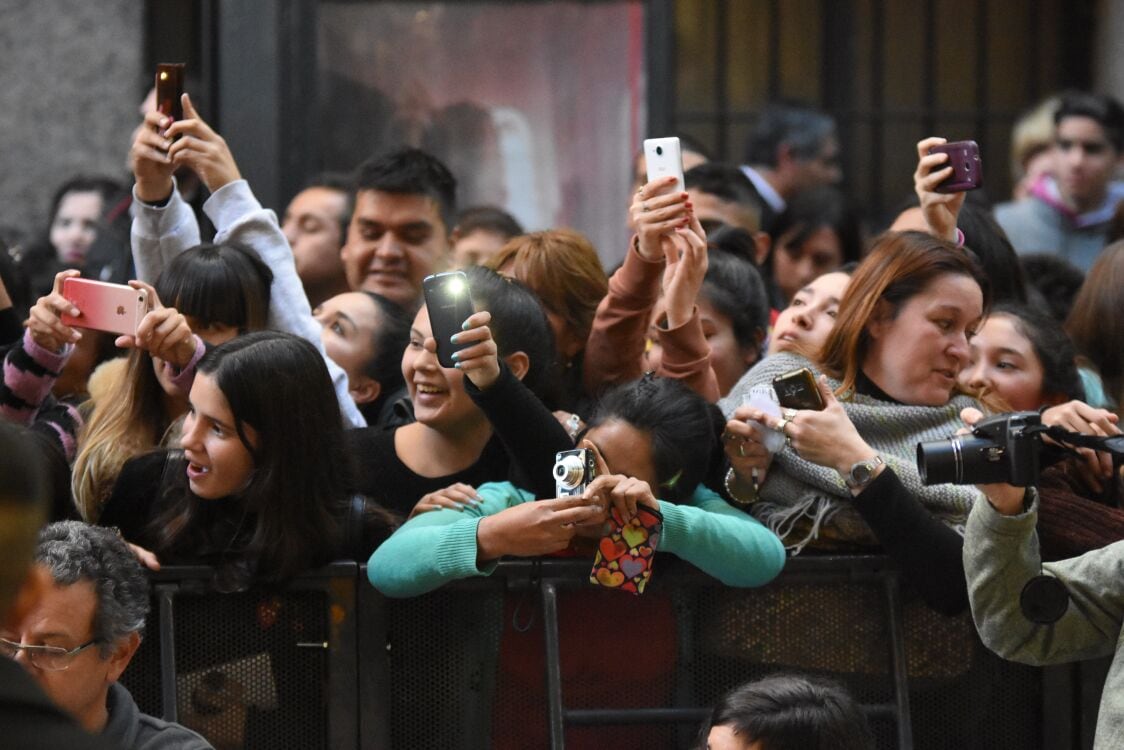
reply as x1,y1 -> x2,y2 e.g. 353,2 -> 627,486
0,0 -> 143,241
1096,0 -> 1124,104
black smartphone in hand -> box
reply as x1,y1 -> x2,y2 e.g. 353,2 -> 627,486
423,271 -> 474,368
155,63 -> 185,124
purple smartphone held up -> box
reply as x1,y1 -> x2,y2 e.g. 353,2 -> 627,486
930,140 -> 983,193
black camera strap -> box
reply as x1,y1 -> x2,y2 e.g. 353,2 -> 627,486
1039,426 -> 1124,457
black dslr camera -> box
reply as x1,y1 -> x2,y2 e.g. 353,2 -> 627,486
917,411 -> 1044,487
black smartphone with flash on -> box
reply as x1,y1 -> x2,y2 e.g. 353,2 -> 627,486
773,367 -> 825,411
423,271 -> 474,368
155,63 -> 185,124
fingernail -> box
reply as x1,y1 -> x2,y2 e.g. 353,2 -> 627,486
450,333 -> 460,344
453,362 -> 462,369
461,320 -> 472,331
450,350 -> 460,361
468,497 -> 482,506
453,502 -> 465,510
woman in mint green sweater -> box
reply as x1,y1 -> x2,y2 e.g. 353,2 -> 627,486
368,375 -> 786,597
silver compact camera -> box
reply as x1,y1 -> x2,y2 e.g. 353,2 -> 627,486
553,449 -> 596,497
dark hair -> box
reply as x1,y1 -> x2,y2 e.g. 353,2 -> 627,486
701,247 -> 770,358
157,243 -> 273,333
300,172 -> 353,240
454,206 -> 523,241
685,162 -> 764,209
1054,91 -> 1124,151
359,292 -> 412,422
1020,253 -> 1085,323
744,102 -> 837,166
820,231 -> 991,397
148,332 -> 352,586
353,147 -> 457,234
587,376 -> 715,503
463,265 -> 557,400
771,186 -> 863,265
1066,241 -> 1124,408
988,302 -> 1084,404
956,203 -> 1029,305
0,421 -> 50,619
45,176 -> 124,228
36,521 -> 149,657
696,674 -> 874,750
21,175 -> 128,299
706,225 -> 760,266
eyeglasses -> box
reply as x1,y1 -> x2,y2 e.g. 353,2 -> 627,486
0,637 -> 102,671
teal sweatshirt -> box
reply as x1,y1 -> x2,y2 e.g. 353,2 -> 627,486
368,481 -> 786,597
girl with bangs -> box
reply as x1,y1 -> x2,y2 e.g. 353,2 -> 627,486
71,243 -> 272,521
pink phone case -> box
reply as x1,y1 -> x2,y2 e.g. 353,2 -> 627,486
60,279 -> 149,336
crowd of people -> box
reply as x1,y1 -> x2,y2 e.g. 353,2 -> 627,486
2,84 -> 1124,749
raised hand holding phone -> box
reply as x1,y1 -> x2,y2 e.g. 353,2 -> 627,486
165,93 -> 242,193
115,280 -> 198,369
26,270 -> 83,352
914,136 -> 969,242
422,271 -> 475,368
448,310 -> 503,390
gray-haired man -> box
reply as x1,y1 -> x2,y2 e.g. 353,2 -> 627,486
2,521 -> 212,749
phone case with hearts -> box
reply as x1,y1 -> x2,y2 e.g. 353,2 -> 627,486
589,504 -> 663,594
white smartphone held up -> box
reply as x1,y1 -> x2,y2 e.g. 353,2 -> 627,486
60,278 -> 149,337
643,137 -> 685,194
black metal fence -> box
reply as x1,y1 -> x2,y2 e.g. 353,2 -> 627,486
119,555 -> 1092,749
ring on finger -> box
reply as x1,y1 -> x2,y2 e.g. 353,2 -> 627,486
738,441 -> 747,458
642,201 -> 650,212
783,408 -> 798,421
776,417 -> 790,434
785,435 -> 793,450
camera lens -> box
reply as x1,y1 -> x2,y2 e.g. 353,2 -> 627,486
917,435 -> 1008,485
554,455 -> 585,489
655,146 -> 663,156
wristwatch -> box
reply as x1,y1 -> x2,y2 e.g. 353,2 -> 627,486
843,455 -> 885,491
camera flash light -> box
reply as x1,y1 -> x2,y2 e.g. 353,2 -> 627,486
446,277 -> 466,296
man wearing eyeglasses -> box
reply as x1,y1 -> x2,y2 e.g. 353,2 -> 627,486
995,91 -> 1124,272
2,521 -> 211,749
0,424 -> 117,748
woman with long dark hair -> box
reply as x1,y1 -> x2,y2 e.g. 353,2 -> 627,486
99,332 -> 395,588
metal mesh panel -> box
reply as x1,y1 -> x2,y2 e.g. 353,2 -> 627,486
121,587 -> 332,750
384,586 -> 505,750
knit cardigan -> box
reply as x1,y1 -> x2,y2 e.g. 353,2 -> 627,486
720,352 -> 983,551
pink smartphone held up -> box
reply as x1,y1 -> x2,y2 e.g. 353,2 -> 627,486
60,278 -> 149,337
930,140 -> 983,193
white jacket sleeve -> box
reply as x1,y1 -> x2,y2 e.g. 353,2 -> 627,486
202,180 -> 367,428
130,180 -> 201,283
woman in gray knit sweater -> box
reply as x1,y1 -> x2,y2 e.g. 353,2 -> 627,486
721,231 -> 989,614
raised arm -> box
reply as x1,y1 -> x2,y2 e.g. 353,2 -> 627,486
130,108 -> 202,281
583,176 -> 686,391
453,310 -> 573,498
135,94 -> 366,428
965,491 -> 1124,666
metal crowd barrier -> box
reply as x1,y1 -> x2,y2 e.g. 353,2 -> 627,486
117,555 -> 1089,749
